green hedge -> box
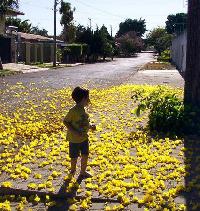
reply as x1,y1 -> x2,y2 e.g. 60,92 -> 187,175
82,44 -> 90,56
157,50 -> 171,62
132,86 -> 200,136
62,44 -> 89,57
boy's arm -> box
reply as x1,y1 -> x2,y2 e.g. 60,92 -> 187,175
63,117 -> 83,137
89,124 -> 96,131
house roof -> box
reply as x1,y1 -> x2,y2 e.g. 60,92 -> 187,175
6,8 -> 24,16
17,32 -> 64,43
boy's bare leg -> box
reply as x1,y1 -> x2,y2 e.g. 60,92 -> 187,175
80,155 -> 88,174
70,158 -> 78,173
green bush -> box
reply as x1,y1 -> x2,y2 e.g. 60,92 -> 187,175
132,86 -> 200,136
62,44 -> 89,58
157,50 -> 171,62
82,44 -> 89,56
65,44 -> 82,57
56,48 -> 62,62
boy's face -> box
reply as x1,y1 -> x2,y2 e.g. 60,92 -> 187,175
83,95 -> 90,106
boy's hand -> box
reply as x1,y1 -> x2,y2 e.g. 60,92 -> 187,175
74,131 -> 84,138
90,124 -> 96,131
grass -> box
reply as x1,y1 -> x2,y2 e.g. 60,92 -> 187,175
142,61 -> 175,70
0,69 -> 22,77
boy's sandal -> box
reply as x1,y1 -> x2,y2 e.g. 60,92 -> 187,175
69,170 -> 76,176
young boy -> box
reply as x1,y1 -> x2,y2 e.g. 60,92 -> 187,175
63,87 -> 96,178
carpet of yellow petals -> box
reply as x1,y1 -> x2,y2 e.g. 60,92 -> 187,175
0,83 -> 190,210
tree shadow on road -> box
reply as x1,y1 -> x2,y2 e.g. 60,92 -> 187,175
133,123 -> 200,210
184,135 -> 200,211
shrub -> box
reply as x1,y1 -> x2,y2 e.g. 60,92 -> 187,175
132,86 -> 200,136
157,50 -> 171,62
115,31 -> 144,57
62,44 -> 89,57
65,44 -> 82,57
82,44 -> 90,56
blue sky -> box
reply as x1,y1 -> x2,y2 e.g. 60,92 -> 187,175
19,0 -> 187,37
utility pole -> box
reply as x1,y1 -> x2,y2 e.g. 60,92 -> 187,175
53,0 -> 58,67
110,25 -> 113,37
88,18 -> 92,30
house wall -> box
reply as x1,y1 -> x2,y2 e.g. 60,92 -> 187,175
18,42 -> 54,64
171,30 -> 187,73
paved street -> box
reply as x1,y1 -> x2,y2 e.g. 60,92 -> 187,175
0,52 -> 184,109
0,53 -> 154,89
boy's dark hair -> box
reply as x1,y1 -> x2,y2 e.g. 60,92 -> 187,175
72,87 -> 89,103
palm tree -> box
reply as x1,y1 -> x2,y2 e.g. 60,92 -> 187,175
184,0 -> 200,107
59,1 -> 76,42
0,0 -> 19,16
6,17 -> 32,33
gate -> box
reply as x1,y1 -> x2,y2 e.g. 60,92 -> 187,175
0,36 -> 11,63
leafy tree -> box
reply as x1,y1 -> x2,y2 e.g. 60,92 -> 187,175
146,27 -> 173,55
75,26 -> 93,58
31,26 -> 48,36
102,42 -> 114,60
116,18 -> 146,37
0,0 -> 19,16
76,24 -> 87,41
6,17 -> 48,36
59,0 -> 76,43
91,28 -> 102,58
166,13 -> 187,34
99,25 -> 114,60
146,28 -> 166,46
116,31 -> 144,57
5,17 -> 32,33
99,25 -> 112,41
75,25 -> 114,61
155,34 -> 172,55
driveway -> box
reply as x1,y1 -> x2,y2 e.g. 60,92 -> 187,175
0,53 -> 154,89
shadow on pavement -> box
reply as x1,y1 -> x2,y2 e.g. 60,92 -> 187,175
47,175 -> 84,211
184,135 -> 200,211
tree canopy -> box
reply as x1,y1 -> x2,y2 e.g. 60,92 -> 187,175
5,17 -> 31,33
146,27 -> 173,55
5,17 -> 49,36
75,25 -> 114,60
116,31 -> 144,56
59,0 -> 76,42
116,18 -> 146,37
166,13 -> 187,34
0,0 -> 19,16
31,26 -> 48,36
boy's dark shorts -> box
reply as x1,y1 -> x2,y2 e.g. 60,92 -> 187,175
69,140 -> 89,158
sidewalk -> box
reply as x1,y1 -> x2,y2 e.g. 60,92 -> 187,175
128,69 -> 184,88
3,63 -> 84,74
3,63 -> 49,73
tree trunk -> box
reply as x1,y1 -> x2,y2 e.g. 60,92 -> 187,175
184,0 -> 200,106
0,57 -> 3,70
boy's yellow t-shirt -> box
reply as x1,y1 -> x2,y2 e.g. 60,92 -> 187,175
64,105 -> 89,143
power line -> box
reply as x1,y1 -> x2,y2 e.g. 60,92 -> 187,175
183,0 -> 188,8
21,1 -> 53,11
74,0 -> 125,20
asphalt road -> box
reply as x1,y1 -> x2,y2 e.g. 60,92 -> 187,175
0,53 -> 154,89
